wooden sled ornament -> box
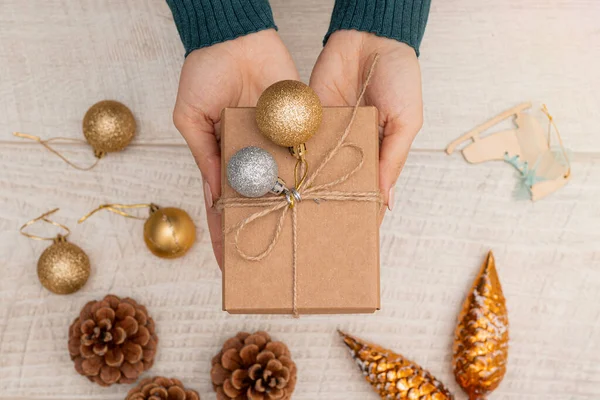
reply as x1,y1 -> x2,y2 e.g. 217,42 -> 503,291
446,102 -> 571,201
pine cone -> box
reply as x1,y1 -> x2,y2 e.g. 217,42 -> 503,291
340,331 -> 454,400
126,376 -> 200,400
68,294 -> 158,386
453,251 -> 508,399
211,331 -> 297,400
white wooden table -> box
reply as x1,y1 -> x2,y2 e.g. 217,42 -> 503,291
1,1 -> 599,399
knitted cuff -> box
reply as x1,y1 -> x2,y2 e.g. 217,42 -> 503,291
167,0 -> 277,56
324,0 -> 431,56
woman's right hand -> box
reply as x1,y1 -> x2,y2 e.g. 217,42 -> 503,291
172,29 -> 300,268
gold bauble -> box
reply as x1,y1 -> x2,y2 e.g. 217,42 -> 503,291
339,330 -> 454,400
143,207 -> 196,259
256,80 -> 322,147
37,238 -> 90,294
82,100 -> 136,154
453,251 -> 509,400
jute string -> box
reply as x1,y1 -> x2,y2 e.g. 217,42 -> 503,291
216,55 -> 382,317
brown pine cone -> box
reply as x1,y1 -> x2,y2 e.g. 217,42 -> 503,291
126,376 -> 200,400
211,331 -> 297,400
68,294 -> 158,386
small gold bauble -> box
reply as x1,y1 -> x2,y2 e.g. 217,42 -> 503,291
143,207 -> 196,259
37,238 -> 90,294
82,100 -> 136,154
256,80 -> 322,147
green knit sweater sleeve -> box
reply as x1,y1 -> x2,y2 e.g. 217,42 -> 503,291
166,0 -> 277,56
325,0 -> 431,56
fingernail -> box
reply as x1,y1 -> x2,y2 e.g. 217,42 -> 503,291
203,180 -> 213,209
387,187 -> 395,212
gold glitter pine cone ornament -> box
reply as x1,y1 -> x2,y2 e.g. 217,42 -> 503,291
256,80 -> 322,148
453,251 -> 508,400
211,331 -> 297,400
339,331 -> 454,400
83,100 -> 136,155
68,294 -> 158,386
126,376 -> 200,400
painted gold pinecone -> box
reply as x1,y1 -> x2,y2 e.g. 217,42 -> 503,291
453,251 -> 508,399
340,331 -> 454,400
68,294 -> 158,386
211,331 -> 297,400
126,376 -> 200,400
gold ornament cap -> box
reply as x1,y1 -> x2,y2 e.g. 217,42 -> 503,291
37,237 -> 90,294
339,330 -> 454,400
143,206 -> 196,259
453,251 -> 509,400
256,80 -> 322,147
83,100 -> 136,154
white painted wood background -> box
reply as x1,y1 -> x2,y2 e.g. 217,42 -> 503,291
1,1 -> 599,399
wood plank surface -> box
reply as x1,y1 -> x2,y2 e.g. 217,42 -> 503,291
1,146 -> 599,399
1,1 -> 599,399
1,0 -> 599,151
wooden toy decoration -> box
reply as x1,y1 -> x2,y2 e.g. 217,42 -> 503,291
446,103 -> 571,201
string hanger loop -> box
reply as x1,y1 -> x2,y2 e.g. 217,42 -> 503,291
20,208 -> 71,242
13,132 -> 103,170
78,203 -> 156,223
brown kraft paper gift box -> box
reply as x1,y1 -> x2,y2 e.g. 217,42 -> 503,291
220,106 -> 380,314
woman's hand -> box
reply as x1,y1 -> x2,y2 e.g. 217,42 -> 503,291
173,29 -> 299,267
310,30 -> 424,211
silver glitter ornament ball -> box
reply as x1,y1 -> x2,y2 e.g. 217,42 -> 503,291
227,146 -> 279,197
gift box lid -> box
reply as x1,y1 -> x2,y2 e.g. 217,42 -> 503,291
220,106 -> 381,314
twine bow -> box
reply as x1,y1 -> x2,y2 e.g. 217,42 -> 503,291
216,55 -> 382,317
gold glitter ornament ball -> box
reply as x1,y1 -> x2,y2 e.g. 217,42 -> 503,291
82,100 -> 136,154
256,80 -> 322,147
37,239 -> 90,294
143,207 -> 196,259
